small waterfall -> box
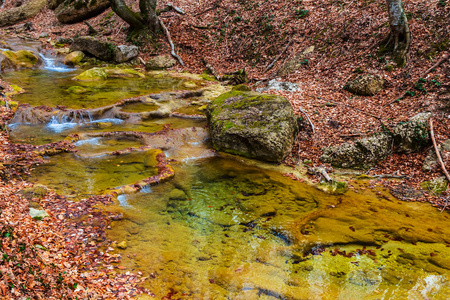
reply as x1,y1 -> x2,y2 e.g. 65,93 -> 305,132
46,115 -> 77,133
39,53 -> 76,73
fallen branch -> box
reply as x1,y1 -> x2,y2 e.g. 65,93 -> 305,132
84,21 -> 98,35
264,38 -> 294,73
167,3 -> 185,15
298,108 -> 315,133
429,118 -> 450,183
424,52 -> 448,76
202,58 -> 221,80
158,18 -> 185,66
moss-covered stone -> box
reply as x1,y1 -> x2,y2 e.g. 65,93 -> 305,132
392,112 -> 430,153
231,84 -> 251,92
206,90 -> 298,162
344,74 -> 384,96
1,50 -> 40,70
74,67 -> 108,81
73,67 -> 145,81
420,177 -> 448,194
320,133 -> 392,169
64,51 -> 85,66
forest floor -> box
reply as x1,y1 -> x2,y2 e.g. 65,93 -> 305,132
0,0 -> 449,298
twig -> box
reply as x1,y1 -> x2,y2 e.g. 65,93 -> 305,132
167,3 -> 185,15
424,52 -> 448,76
429,118 -> 450,183
158,18 -> 185,66
202,58 -> 221,80
264,38 -> 294,73
84,21 -> 98,35
298,107 -> 315,133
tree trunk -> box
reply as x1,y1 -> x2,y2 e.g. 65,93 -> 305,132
0,0 -> 46,27
385,0 -> 411,66
109,0 -> 160,33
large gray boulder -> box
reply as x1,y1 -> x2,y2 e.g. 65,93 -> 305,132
70,36 -> 116,61
115,45 -> 139,63
392,112 -> 430,153
55,0 -> 110,24
344,74 -> 384,96
206,89 -> 298,162
320,134 -> 392,169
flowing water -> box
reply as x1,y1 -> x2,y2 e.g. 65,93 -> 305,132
3,45 -> 449,299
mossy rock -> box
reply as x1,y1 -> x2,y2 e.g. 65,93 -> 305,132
202,70 -> 216,81
0,100 -> 18,111
168,188 -> 187,201
231,84 -> 251,92
420,177 -> 448,194
64,51 -> 85,66
1,50 -> 40,70
344,74 -> 384,96
206,90 -> 298,162
392,112 -> 431,154
22,184 -> 48,199
104,68 -> 145,78
70,36 -> 116,61
73,67 -> 108,81
320,133 -> 392,169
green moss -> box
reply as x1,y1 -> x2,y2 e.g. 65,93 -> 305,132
420,177 -> 448,194
231,84 -> 251,91
202,71 -> 216,81
318,180 -> 349,195
67,86 -> 91,94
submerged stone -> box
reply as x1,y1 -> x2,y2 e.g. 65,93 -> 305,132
64,51 -> 85,66
317,180 -> 349,195
117,241 -> 128,249
206,90 -> 298,162
73,67 -> 145,81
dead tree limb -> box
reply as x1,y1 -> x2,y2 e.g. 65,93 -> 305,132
167,3 -> 185,15
429,118 -> 450,183
0,0 -> 46,27
298,108 -> 315,133
158,18 -> 185,66
424,52 -> 449,76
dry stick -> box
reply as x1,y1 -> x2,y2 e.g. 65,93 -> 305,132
424,52 -> 449,76
264,38 -> 294,73
429,118 -> 450,183
158,18 -> 185,66
298,107 -> 315,133
166,3 -> 185,15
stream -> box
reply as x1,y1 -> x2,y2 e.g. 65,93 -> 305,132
2,41 -> 449,299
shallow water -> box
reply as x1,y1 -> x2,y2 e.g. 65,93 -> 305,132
100,157 -> 449,299
4,57 -> 449,299
2,69 -> 195,109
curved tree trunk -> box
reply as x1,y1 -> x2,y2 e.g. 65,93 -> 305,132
109,0 -> 160,33
0,0 -> 46,27
385,0 -> 411,66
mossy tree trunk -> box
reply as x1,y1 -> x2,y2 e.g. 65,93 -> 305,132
109,0 -> 159,34
0,0 -> 46,27
385,0 -> 411,67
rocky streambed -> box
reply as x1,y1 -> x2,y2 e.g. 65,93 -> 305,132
1,41 -> 449,299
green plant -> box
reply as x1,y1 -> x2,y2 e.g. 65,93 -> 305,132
431,79 -> 441,87
294,9 -> 309,19
438,0 -> 446,6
